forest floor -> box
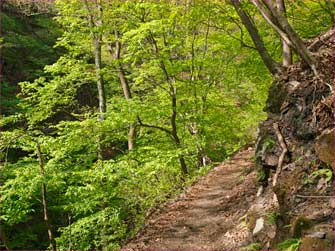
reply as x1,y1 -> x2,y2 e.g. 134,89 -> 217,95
124,147 -> 259,250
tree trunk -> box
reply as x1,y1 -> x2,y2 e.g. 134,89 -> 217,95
94,36 -> 106,121
171,89 -> 188,175
179,156 -> 188,176
111,30 -> 136,150
230,0 -> 281,75
148,32 -> 189,176
127,126 -> 136,151
250,0 -> 292,46
276,0 -> 292,67
251,0 -> 317,74
36,144 -> 57,251
67,214 -> 72,251
84,0 -> 106,159
93,0 -> 106,121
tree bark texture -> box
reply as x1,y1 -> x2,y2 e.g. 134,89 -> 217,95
276,0 -> 292,67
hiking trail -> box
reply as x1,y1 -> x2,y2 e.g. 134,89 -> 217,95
124,147 -> 259,250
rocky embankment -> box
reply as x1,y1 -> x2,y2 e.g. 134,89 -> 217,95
253,29 -> 334,250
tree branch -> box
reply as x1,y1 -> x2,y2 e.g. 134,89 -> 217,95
137,116 -> 172,135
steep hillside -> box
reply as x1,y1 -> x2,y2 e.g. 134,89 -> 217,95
253,28 -> 334,250
1,3 -> 60,115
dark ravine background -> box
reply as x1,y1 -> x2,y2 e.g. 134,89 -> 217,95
1,3 -> 60,116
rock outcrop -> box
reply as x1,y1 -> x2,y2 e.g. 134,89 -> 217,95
253,29 -> 334,250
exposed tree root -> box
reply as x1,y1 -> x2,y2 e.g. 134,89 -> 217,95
272,122 -> 287,187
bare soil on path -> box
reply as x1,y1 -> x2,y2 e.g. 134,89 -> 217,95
124,147 -> 259,250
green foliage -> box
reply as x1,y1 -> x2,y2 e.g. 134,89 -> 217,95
0,82 -> 19,115
241,242 -> 262,251
276,238 -> 301,251
56,208 -> 127,250
1,0 -> 331,250
263,137 -> 275,149
304,167 -> 333,185
257,168 -> 267,182
310,168 -> 333,183
1,159 -> 41,225
266,211 -> 280,225
286,0 -> 334,38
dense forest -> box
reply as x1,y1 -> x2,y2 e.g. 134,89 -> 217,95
0,0 -> 333,250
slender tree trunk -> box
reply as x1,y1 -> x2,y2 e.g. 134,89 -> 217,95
170,89 -> 188,175
94,36 -> 106,121
250,0 -> 292,46
178,156 -> 188,176
230,0 -> 281,75
84,0 -> 106,159
187,20 -> 209,167
83,3 -> 109,246
127,126 -> 136,151
111,30 -> 136,150
68,214 -> 72,251
149,33 -> 188,176
113,32 -> 132,100
276,0 -> 292,67
165,72 -> 188,176
92,0 -> 106,121
36,144 -> 57,251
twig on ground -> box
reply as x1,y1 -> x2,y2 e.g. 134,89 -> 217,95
296,194 -> 333,199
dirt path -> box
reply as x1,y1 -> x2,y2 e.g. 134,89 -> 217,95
124,147 -> 259,250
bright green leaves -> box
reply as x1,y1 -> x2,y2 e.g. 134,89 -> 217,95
286,0 -> 334,38
1,159 -> 41,225
56,207 -> 127,251
18,56 -> 96,125
0,81 -> 19,115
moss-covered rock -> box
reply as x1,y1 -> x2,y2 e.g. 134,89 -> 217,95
290,216 -> 312,238
300,234 -> 333,251
315,128 -> 334,167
